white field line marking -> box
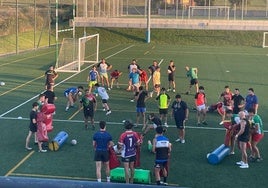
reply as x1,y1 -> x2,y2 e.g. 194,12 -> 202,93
2,116 -> 267,133
0,45 -> 135,117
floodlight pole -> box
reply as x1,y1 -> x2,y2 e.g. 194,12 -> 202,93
146,0 -> 151,43
55,0 -> 59,66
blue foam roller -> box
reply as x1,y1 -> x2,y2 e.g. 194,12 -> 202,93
49,131 -> 68,151
207,144 -> 230,164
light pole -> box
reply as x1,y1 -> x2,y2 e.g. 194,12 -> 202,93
146,0 -> 151,43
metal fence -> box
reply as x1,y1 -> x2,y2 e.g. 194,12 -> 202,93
1,0 -> 268,56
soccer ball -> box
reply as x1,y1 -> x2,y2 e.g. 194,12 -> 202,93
71,139 -> 77,145
0,82 -> 5,86
78,91 -> 82,96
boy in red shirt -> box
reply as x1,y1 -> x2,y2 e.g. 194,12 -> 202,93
110,70 -> 122,89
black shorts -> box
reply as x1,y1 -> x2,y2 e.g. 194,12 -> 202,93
29,124 -> 37,132
190,79 -> 198,85
94,150 -> 109,162
175,119 -> 185,129
168,74 -> 174,81
154,160 -> 168,169
121,155 -> 136,163
84,108 -> 94,118
102,99 -> 108,104
159,108 -> 168,115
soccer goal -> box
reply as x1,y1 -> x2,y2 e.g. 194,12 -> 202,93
262,32 -> 268,48
56,34 -> 99,72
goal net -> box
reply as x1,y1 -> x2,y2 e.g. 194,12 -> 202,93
56,34 -> 99,72
262,32 -> 268,48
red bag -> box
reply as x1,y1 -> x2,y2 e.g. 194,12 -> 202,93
109,147 -> 120,170
134,145 -> 141,167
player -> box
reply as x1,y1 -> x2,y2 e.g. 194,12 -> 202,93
64,86 -> 84,112
185,66 -> 198,94
87,66 -> 99,93
129,67 -> 140,102
167,60 -> 176,92
80,89 -> 97,130
139,68 -> 148,91
127,59 -> 140,91
110,69 -> 122,89
118,120 -> 141,184
156,88 -> 171,127
95,83 -> 111,115
152,126 -> 172,186
44,65 -> 58,89
135,86 -> 151,128
97,58 -> 112,90
195,86 -> 207,126
142,113 -> 163,136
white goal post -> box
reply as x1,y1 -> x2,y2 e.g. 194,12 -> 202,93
56,34 -> 99,72
262,32 -> 268,48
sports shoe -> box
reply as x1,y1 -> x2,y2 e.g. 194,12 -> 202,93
239,163 -> 249,169
25,147 -> 32,151
175,138 -> 181,142
167,89 -> 171,92
229,151 -> 235,155
65,107 -> 69,112
163,123 -> 169,128
106,111 -> 111,115
256,157 -> 263,162
181,139 -> 185,144
39,149 -> 47,153
130,99 -> 134,102
108,87 -> 111,91
202,121 -> 208,125
236,161 -> 245,166
160,181 -> 168,186
185,91 -> 189,95
91,125 -> 95,130
248,155 -> 256,162
149,92 -> 153,98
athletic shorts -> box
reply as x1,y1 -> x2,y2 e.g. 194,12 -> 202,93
29,124 -> 37,132
190,79 -> 198,85
100,72 -> 108,79
84,108 -> 94,118
175,119 -> 185,129
154,160 -> 168,168
168,73 -> 174,81
196,104 -> 206,111
88,80 -> 97,88
94,150 -> 109,162
102,99 -> 108,104
159,108 -> 168,115
121,155 -> 136,163
136,107 -> 146,113
132,83 -> 140,89
252,133 -> 264,143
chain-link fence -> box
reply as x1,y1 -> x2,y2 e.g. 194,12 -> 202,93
0,0 -> 74,56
